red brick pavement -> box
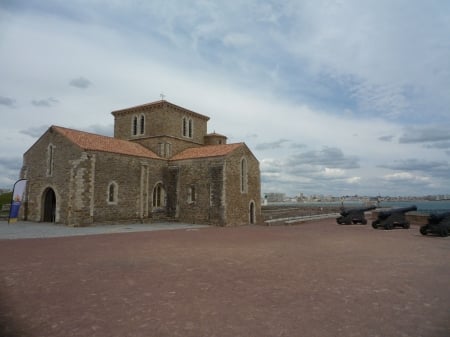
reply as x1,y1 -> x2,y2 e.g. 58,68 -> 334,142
0,219 -> 449,337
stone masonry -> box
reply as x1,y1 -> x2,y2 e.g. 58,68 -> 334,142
21,100 -> 261,226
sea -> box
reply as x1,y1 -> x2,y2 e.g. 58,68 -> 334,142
269,200 -> 450,215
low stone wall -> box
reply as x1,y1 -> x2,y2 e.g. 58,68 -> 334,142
261,206 -> 430,227
262,205 -> 341,221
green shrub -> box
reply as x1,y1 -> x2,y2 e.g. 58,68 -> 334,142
0,192 -> 13,209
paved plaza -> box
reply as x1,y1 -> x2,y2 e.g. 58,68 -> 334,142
0,221 -> 207,240
0,219 -> 449,337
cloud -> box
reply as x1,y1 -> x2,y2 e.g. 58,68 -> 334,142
399,126 -> 450,143
323,167 -> 346,178
378,158 -> 448,172
255,139 -> 290,151
288,147 -> 360,169
0,157 -> 22,187
31,97 -> 59,107
20,125 -> 49,138
377,159 -> 450,184
290,143 -> 307,149
84,123 -> 113,137
1,1 -> 450,197
383,172 -> 431,184
346,176 -> 361,184
378,135 -> 394,142
0,96 -> 16,107
69,76 -> 92,89
222,33 -> 252,48
424,142 -> 450,149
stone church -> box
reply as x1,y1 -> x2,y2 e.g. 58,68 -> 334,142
21,100 -> 261,226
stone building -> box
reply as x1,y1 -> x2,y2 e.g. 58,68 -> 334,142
21,100 -> 260,226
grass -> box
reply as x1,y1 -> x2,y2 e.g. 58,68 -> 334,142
0,192 -> 12,209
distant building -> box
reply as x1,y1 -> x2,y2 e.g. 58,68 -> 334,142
264,193 -> 285,203
21,100 -> 260,226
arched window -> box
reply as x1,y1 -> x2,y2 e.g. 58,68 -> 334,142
139,114 -> 145,135
132,116 -> 138,136
107,182 -> 118,204
249,200 -> 256,224
152,183 -> 165,208
240,157 -> 248,193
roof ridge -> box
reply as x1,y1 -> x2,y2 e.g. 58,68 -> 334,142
170,142 -> 244,161
52,125 -> 112,138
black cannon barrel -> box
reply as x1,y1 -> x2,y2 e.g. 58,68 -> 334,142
378,205 -> 417,218
428,211 -> 450,223
340,205 -> 376,216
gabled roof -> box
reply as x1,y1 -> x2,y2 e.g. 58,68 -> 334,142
52,126 -> 161,159
170,143 -> 244,161
111,100 -> 210,121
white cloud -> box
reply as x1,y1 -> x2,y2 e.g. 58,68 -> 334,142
383,172 -> 431,184
69,77 -> 92,89
0,1 -> 449,196
346,177 -> 361,184
323,168 -> 346,178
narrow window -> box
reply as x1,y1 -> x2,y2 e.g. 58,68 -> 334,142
132,116 -> 138,136
164,143 -> 172,158
152,183 -> 165,208
182,117 -> 187,137
107,182 -> 118,204
47,144 -> 55,176
188,118 -> 193,138
139,114 -> 145,135
209,184 -> 213,207
108,184 -> 115,202
240,157 -> 248,193
187,185 -> 196,203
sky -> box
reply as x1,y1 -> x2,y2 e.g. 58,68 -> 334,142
1,0 -> 449,197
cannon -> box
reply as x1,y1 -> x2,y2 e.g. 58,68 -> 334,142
371,205 -> 417,230
336,205 -> 376,225
420,211 -> 450,237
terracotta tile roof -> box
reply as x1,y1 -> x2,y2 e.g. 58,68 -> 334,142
52,126 -> 161,159
170,143 -> 243,161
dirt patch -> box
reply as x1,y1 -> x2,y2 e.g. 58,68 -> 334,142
0,219 -> 449,337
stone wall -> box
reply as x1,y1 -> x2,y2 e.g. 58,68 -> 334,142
22,129 -> 81,223
171,158 -> 226,226
91,152 -> 167,225
132,136 -> 202,159
22,101 -> 261,227
113,102 -> 208,155
224,145 -> 261,225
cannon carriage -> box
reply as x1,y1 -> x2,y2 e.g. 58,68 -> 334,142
420,212 -> 450,237
371,205 -> 417,230
336,205 -> 376,225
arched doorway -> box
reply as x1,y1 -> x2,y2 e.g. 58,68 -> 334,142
249,201 -> 256,224
42,188 -> 56,222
